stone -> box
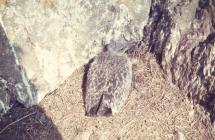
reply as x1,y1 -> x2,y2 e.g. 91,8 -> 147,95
0,23 -> 36,112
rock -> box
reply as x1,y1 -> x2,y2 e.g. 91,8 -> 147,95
0,0 -> 151,113
0,77 -> 14,114
0,23 -> 36,114
143,0 -> 215,122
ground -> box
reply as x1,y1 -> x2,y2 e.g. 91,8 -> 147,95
0,51 -> 214,140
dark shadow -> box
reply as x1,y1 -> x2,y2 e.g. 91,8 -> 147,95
81,58 -> 94,116
199,0 -> 209,9
0,103 -> 63,140
199,92 -> 215,123
142,0 -> 173,64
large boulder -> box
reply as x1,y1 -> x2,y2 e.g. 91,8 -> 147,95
0,0 -> 151,113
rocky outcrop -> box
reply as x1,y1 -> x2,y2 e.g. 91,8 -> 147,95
143,0 -> 215,122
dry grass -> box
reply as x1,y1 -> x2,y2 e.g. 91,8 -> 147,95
0,48 -> 214,139
37,48 -> 215,140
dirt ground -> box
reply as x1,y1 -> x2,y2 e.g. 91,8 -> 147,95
0,50 -> 214,140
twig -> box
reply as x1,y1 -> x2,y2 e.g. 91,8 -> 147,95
0,112 -> 36,134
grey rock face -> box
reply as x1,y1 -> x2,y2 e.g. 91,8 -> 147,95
143,0 -> 215,121
0,23 -> 36,115
83,43 -> 132,116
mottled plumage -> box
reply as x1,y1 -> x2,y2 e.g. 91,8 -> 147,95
84,42 -> 132,116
